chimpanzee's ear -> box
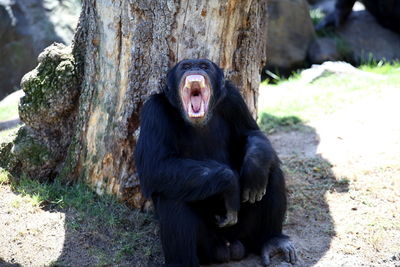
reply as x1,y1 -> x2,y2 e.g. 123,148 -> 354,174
214,64 -> 226,86
210,61 -> 225,78
220,68 -> 226,82
162,85 -> 169,94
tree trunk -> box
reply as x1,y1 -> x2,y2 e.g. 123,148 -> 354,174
61,0 -> 267,209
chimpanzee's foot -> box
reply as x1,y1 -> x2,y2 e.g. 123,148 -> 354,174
230,240 -> 245,261
216,210 -> 238,228
261,236 -> 297,266
214,241 -> 230,263
213,239 -> 245,263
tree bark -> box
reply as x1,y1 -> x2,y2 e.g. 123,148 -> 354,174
65,0 -> 267,209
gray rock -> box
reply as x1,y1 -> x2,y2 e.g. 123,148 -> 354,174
0,43 -> 79,180
0,1 -> 37,100
0,0 -> 80,100
337,10 -> 400,64
19,44 -> 79,132
300,61 -> 383,83
266,0 -> 316,74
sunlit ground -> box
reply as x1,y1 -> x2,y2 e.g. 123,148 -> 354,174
0,174 -> 66,266
258,62 -> 400,266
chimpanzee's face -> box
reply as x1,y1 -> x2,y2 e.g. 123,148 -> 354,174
165,59 -> 225,126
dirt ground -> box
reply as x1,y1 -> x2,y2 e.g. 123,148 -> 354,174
1,88 -> 400,266
273,87 -> 400,267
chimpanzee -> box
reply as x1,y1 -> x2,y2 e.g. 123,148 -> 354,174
135,59 -> 296,266
316,0 -> 400,33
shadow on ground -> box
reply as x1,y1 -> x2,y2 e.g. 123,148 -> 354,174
0,258 -> 21,267
269,120 -> 349,266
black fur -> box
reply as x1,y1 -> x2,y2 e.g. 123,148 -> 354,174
317,0 -> 400,33
135,59 -> 290,266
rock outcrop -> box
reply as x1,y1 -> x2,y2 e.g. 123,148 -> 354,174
265,0 -> 316,76
0,43 -> 79,181
337,10 -> 400,64
309,2 -> 400,65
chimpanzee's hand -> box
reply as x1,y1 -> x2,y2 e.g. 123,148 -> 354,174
216,210 -> 238,228
240,135 -> 272,204
216,169 -> 240,227
241,185 -> 266,204
240,159 -> 269,204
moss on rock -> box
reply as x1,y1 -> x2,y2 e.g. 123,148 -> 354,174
19,43 -> 79,130
0,142 -> 14,171
1,43 -> 80,181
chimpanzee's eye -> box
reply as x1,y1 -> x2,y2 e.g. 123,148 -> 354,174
182,63 -> 191,70
200,63 -> 209,70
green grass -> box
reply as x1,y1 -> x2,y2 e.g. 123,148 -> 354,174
0,170 -> 10,185
258,62 -> 400,123
310,8 -> 325,26
360,61 -> 400,74
4,171 -> 129,224
0,168 -> 161,265
258,113 -> 303,134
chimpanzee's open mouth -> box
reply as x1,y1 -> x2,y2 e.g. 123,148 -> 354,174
180,74 -> 211,119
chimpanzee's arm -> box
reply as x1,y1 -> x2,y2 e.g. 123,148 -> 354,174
222,82 -> 280,203
335,0 -> 357,12
135,94 -> 240,209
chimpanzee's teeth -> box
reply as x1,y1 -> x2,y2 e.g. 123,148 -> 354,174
188,99 -> 205,118
189,112 -> 205,118
185,75 -> 206,88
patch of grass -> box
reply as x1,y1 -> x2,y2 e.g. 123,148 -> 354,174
0,169 -> 10,185
261,69 -> 283,84
360,61 -> 400,74
310,8 -> 325,26
258,62 -> 400,122
11,199 -> 22,208
261,69 -> 303,85
93,250 -> 113,267
1,168 -> 162,265
9,173 -> 120,222
258,113 -> 303,134
334,36 -> 353,60
284,156 -> 349,229
336,177 -> 350,186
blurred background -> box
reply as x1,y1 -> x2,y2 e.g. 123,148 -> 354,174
0,0 -> 81,100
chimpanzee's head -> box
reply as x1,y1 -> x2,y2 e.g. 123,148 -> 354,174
165,59 -> 226,126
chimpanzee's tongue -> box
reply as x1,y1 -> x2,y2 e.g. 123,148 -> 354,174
191,95 -> 202,113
